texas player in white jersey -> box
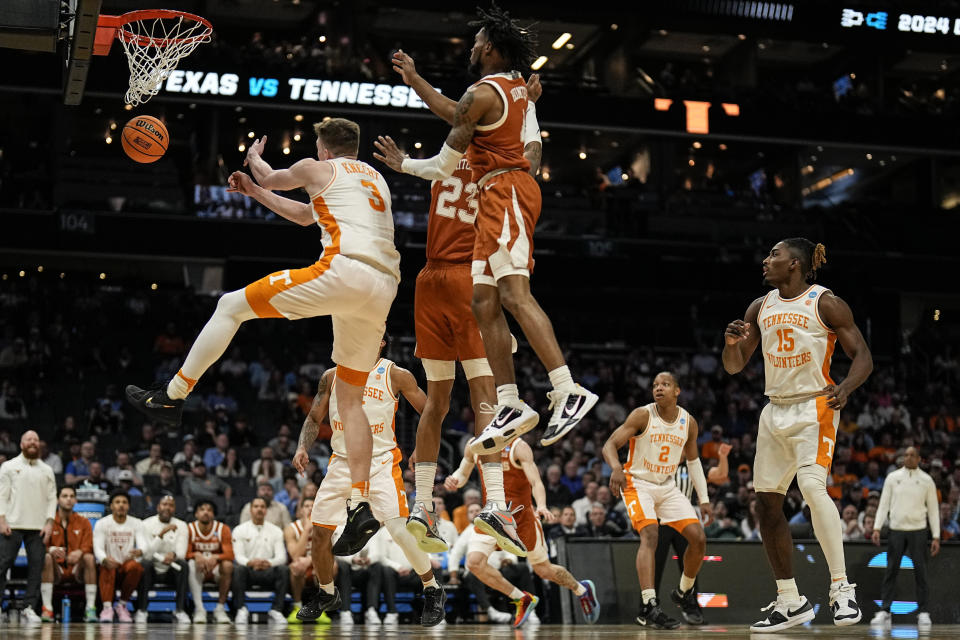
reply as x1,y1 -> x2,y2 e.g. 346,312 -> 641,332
126,117 -> 400,554
291,343 -> 447,627
723,238 -> 873,632
602,372 -> 712,630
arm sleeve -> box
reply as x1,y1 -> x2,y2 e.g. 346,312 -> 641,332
93,520 -> 107,563
175,523 -> 189,559
686,458 -> 710,505
220,526 -> 234,561
400,143 -> 464,181
874,476 -> 892,531
269,528 -> 286,567
523,102 -> 541,146
927,479 -> 941,539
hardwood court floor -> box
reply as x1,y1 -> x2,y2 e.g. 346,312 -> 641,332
3,623 -> 957,640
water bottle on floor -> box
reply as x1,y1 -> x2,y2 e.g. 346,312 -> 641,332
61,596 -> 71,624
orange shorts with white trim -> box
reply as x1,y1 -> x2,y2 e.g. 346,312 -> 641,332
310,448 -> 408,528
243,253 -> 397,372
414,262 -> 486,362
471,170 -> 541,286
621,476 -> 699,534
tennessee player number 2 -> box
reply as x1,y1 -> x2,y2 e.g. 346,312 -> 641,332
658,445 -> 670,463
435,176 -> 478,224
360,179 -> 386,212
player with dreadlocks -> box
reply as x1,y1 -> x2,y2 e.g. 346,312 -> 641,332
722,238 -> 873,632
375,2 -> 597,559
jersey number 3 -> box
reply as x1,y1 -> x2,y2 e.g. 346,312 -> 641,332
435,176 -> 478,224
361,179 -> 386,213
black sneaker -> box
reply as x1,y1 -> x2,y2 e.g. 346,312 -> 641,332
125,384 -> 184,426
297,587 -> 342,621
420,586 -> 446,627
332,501 -> 380,556
670,587 -> 704,625
636,598 -> 681,629
540,386 -> 598,446
751,596 -> 815,633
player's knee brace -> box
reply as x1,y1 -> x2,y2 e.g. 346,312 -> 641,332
384,517 -> 431,575
796,464 -> 828,500
215,289 -> 257,322
422,359 -> 456,382
461,358 -> 493,380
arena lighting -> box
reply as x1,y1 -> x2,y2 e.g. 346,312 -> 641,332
610,23 -> 618,30
540,130 -> 550,138
934,309 -> 941,321
247,131 -> 255,138
282,147 -> 291,155
722,103 -> 740,116
37,266 -> 43,273
238,144 -> 246,152
59,273 -> 65,279
151,283 -> 158,290
110,122 -> 117,130
318,35 -> 326,43
99,273 -> 106,280
688,159 -> 695,166
578,151 -> 587,159
531,56 -> 548,70
866,153 -> 873,160
551,33 -> 572,49
621,173 -> 628,180
566,43 -> 574,49
693,141 -> 702,149
738,34 -> 747,40
124,104 -> 133,111
414,142 -> 422,149
293,133 -> 301,141
18,270 -> 25,277
294,114 -> 304,121
105,136 -> 113,144
718,143 -> 728,150
801,168 -> 855,196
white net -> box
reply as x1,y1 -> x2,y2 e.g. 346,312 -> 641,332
116,12 -> 212,107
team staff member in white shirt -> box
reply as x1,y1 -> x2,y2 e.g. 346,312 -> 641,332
231,497 -> 289,625
871,447 -> 941,629
94,491 -> 143,623
0,430 -> 57,624
136,495 -> 190,624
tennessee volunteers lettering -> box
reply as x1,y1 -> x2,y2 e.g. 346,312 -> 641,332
765,351 -> 813,368
762,313 -> 810,330
331,418 -> 386,434
641,458 -> 678,475
363,386 -> 384,401
649,433 -> 685,447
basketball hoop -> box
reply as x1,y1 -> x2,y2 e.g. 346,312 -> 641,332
94,9 -> 212,107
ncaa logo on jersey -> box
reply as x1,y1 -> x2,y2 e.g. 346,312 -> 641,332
808,291 -> 817,298
377,367 -> 386,374
680,418 -> 686,425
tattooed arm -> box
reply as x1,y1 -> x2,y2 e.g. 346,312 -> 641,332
293,368 -> 335,474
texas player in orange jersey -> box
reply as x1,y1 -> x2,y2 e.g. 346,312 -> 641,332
375,4 -> 596,556
387,49 -> 540,555
444,436 -> 601,626
185,500 -> 234,623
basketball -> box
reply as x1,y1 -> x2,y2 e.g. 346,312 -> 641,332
121,115 -> 168,163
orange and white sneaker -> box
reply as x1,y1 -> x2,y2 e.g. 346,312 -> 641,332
473,502 -> 527,557
40,607 -> 55,623
511,592 -> 539,628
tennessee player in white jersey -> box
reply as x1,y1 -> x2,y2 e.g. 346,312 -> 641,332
723,238 -> 873,632
291,343 -> 447,627
602,372 -> 712,630
126,117 -> 399,554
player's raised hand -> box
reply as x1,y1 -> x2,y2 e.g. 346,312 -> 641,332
292,446 -> 310,476
226,171 -> 258,196
526,73 -> 542,103
373,135 -> 407,173
718,443 -> 732,457
609,468 -> 626,498
392,49 -> 419,84
724,320 -> 750,345
244,135 -> 267,166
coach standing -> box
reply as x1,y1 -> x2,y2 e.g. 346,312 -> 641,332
871,446 -> 940,629
0,430 -> 57,623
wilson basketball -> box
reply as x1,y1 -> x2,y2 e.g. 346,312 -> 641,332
121,115 -> 168,163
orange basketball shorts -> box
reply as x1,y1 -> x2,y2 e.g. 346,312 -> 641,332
414,262 -> 487,364
472,170 -> 541,286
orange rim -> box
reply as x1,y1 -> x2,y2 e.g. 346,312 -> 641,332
103,9 -> 212,49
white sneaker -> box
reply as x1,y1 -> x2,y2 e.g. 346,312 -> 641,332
870,610 -> 891,627
829,581 -> 862,626
487,606 -> 512,624
467,403 -> 540,456
339,611 -> 354,626
383,612 -> 398,625
267,610 -> 287,625
364,607 -> 381,625
213,605 -> 231,624
527,611 -> 541,625
134,610 -> 148,624
21,608 -> 42,625
174,610 -> 191,624
193,609 -> 207,624
541,385 -> 598,446
234,607 -> 249,625
918,611 -> 932,629
751,596 -> 815,633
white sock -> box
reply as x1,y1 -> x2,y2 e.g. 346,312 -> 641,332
320,581 -> 335,595
496,384 -> 521,407
641,589 -> 656,605
423,577 -> 439,590
40,583 -> 53,611
85,584 -> 97,609
547,365 -> 576,392
776,578 -> 801,603
167,289 -> 256,399
574,583 -> 586,596
679,573 -> 696,593
481,463 -> 506,507
508,587 -> 524,600
415,463 -> 437,506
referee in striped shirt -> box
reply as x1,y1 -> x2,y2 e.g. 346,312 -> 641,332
654,441 -> 730,624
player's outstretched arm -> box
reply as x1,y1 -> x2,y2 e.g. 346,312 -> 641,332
707,442 -> 732,485
721,296 -> 764,374
392,50 -> 457,125
390,365 -> 426,414
602,408 -> 649,498
293,368 -> 335,474
227,171 -> 314,226
245,137 -> 319,191
818,293 -> 874,410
